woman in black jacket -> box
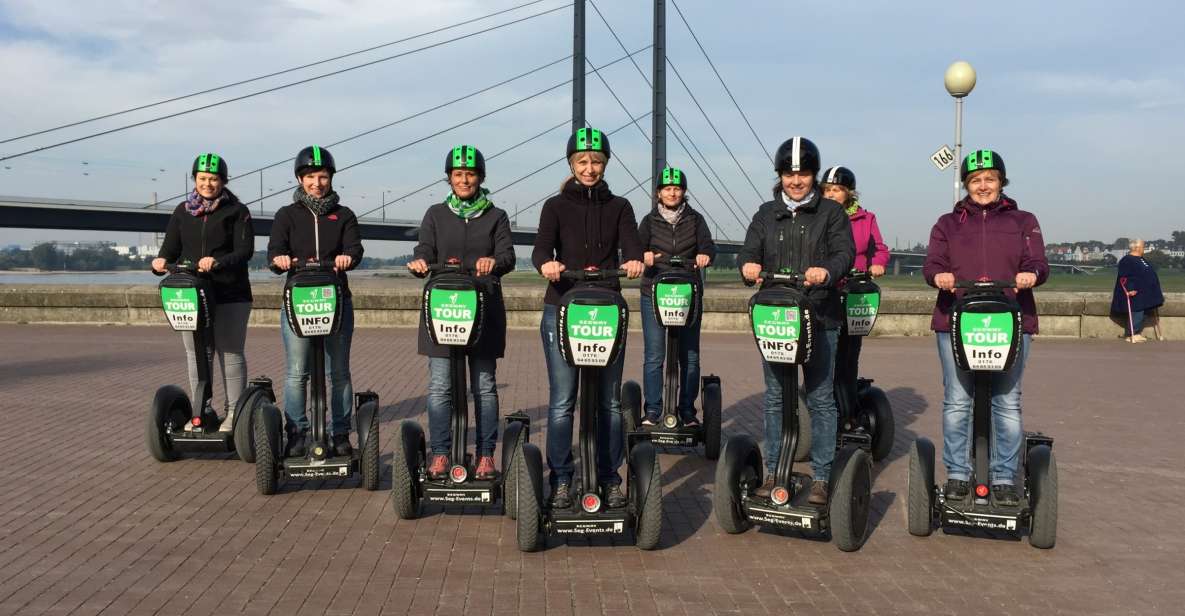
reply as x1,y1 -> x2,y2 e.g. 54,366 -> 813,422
408,145 -> 515,480
152,153 -> 254,430
638,166 -> 715,426
532,127 -> 644,510
267,145 -> 364,458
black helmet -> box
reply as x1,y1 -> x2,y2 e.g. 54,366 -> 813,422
656,166 -> 687,190
820,166 -> 856,190
960,149 -> 1007,186
773,136 -> 820,175
566,127 -> 611,160
192,152 -> 228,181
445,145 -> 485,179
294,145 -> 336,178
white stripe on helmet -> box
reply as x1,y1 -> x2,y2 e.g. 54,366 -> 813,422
791,136 -> 802,170
825,166 -> 839,184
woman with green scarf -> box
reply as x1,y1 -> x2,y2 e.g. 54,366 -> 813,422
409,145 -> 515,480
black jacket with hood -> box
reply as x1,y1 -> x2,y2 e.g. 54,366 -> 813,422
266,199 -> 364,298
736,190 -> 855,329
637,202 -> 716,298
157,189 -> 254,303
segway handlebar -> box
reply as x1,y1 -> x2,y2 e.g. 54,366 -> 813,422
153,261 -> 219,276
268,259 -> 337,275
650,254 -> 696,270
559,267 -> 628,282
953,280 -> 1016,290
744,270 -> 806,288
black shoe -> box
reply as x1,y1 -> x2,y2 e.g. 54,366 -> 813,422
550,482 -> 572,509
754,477 -> 775,498
681,415 -> 700,427
944,479 -> 970,501
808,481 -> 829,506
641,414 -> 659,427
992,483 -> 1020,507
603,483 -> 627,509
285,428 -> 308,458
332,433 -> 353,457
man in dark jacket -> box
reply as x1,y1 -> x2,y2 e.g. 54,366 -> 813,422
409,145 -> 516,479
1111,239 -> 1164,342
738,136 -> 855,505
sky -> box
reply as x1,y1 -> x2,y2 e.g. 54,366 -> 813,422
1,0 -> 1183,256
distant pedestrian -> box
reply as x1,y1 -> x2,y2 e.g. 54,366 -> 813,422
1111,239 -> 1164,343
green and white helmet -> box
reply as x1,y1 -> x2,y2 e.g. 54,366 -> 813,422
192,153 -> 228,180
566,127 -> 611,160
445,145 -> 485,178
961,149 -> 1007,185
656,166 -> 687,190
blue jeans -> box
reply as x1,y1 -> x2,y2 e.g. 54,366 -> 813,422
936,332 -> 1030,485
541,304 -> 625,487
1126,309 -> 1146,336
427,356 -> 499,456
761,328 -> 839,482
280,297 -> 354,435
640,295 -> 701,419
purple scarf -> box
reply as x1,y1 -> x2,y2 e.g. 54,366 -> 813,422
185,189 -> 226,217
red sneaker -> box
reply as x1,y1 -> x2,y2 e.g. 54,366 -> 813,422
475,455 -> 497,480
428,454 -> 449,479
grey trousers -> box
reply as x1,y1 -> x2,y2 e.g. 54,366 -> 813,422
181,301 -> 252,413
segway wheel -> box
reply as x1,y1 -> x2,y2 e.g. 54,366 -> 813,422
794,393 -> 811,462
234,385 -> 271,463
632,442 -> 663,550
907,438 -> 936,537
830,447 -> 872,552
864,387 -> 895,462
714,435 -> 760,534
390,420 -> 424,520
515,443 -> 544,552
360,402 -> 381,491
702,379 -> 722,461
501,421 -> 528,520
621,380 -> 642,436
1027,445 -> 1057,549
146,385 -> 189,462
253,403 -> 282,496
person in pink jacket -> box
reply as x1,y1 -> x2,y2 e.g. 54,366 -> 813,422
820,166 -> 889,406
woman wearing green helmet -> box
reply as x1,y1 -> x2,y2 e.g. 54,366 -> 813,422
152,153 -> 254,429
638,167 -> 716,426
532,127 -> 644,509
408,145 -> 515,480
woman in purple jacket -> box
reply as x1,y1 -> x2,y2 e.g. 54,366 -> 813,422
922,149 -> 1049,507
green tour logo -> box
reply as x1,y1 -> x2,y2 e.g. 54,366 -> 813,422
429,287 -> 478,345
655,281 -> 693,326
290,285 -> 337,336
161,286 -> 199,331
566,303 -> 619,366
960,312 -> 1013,370
751,304 -> 801,363
845,291 -> 880,336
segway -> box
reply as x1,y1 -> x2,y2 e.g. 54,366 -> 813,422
252,261 -> 381,495
146,261 -> 275,463
833,269 -> 895,461
514,267 -> 663,551
907,280 -> 1057,549
390,259 -> 529,519
623,255 -> 722,460
714,270 -> 872,552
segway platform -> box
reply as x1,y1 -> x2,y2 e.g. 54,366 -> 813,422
741,473 -> 828,533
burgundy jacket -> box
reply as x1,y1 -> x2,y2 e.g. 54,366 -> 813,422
922,195 -> 1049,333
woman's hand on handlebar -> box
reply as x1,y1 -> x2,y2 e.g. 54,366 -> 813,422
475,257 -> 496,276
622,260 -> 644,279
934,272 -> 955,290
696,254 -> 711,269
741,262 -> 762,284
272,255 -> 292,272
151,258 -> 167,273
1015,272 -> 1037,290
869,264 -> 885,278
541,260 -> 566,282
643,251 -> 659,267
803,267 -> 829,286
334,255 -> 353,272
197,256 -> 217,273
407,259 -> 429,276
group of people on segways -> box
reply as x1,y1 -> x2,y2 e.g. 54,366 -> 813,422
146,126 -> 1056,550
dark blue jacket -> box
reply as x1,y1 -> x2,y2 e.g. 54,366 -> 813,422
1111,255 -> 1164,313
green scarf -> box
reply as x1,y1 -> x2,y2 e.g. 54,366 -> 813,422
846,198 -> 861,218
445,188 -> 492,220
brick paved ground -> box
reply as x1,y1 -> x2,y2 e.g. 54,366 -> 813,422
1,323 -> 1182,615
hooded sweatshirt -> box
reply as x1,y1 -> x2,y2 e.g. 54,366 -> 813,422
922,195 -> 1049,334
848,206 -> 890,272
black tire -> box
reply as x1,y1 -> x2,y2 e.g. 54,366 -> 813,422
233,387 -> 268,463
1027,445 -> 1057,549
390,421 -> 422,520
713,435 -> 760,534
621,380 -> 642,436
253,403 -> 281,496
794,393 -> 811,462
633,443 -> 663,550
907,439 -> 935,537
516,444 -> 543,552
865,387 -> 895,462
830,448 -> 872,552
360,404 -> 380,491
146,385 -> 189,462
501,423 -> 527,520
702,380 -> 722,460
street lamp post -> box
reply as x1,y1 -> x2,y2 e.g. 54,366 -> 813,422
944,61 -> 977,204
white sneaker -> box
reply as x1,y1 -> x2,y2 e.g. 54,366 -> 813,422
219,408 -> 236,432
1130,334 -> 1148,343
